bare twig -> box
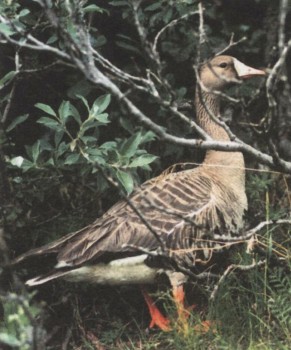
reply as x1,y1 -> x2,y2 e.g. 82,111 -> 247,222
61,328 -> 72,350
214,219 -> 291,242
92,47 -> 150,87
1,51 -> 20,124
124,243 -> 219,282
268,139 -> 286,169
278,0 -> 288,55
197,2 -> 205,63
130,0 -> 160,66
210,260 -> 267,300
215,33 -> 247,56
198,2 -> 206,46
1,82 -> 16,124
153,11 -> 199,53
266,39 -> 291,109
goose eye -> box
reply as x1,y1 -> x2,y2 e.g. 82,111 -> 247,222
219,62 -> 228,68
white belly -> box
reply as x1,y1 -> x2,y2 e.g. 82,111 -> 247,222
64,255 -> 161,285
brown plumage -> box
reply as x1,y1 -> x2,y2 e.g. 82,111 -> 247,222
13,55 -> 265,330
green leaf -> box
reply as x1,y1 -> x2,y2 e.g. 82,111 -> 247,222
80,136 -> 98,144
31,140 -> 40,162
116,170 -> 134,194
141,130 -> 156,143
6,114 -> 29,132
119,116 -> 134,133
10,156 -> 24,167
83,4 -> 107,13
66,20 -> 77,39
91,94 -> 111,116
77,95 -> 90,112
87,149 -> 106,164
128,154 -> 157,168
54,130 -> 64,146
67,80 -> 92,99
37,117 -> 61,130
93,113 -> 109,124
58,100 -> 81,124
0,71 -> 16,88
88,154 -> 106,165
120,132 -> 142,158
116,34 -> 133,40
0,333 -> 21,346
80,119 -> 100,133
45,158 -> 55,166
11,156 -> 34,171
64,153 -> 80,165
35,103 -> 57,117
163,8 -> 173,23
57,142 -> 69,156
109,1 -> 129,6
116,41 -> 141,55
58,101 -> 71,123
87,148 -> 102,156
47,33 -> 58,44
92,35 -> 107,48
99,141 -> 117,150
19,9 -> 30,17
39,138 -> 53,151
0,23 -> 15,36
145,2 -> 163,11
69,103 -> 82,125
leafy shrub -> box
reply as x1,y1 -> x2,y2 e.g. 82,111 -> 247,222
0,293 -> 45,350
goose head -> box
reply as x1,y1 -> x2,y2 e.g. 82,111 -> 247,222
199,55 -> 265,91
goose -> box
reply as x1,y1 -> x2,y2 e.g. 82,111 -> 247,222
13,55 -> 265,331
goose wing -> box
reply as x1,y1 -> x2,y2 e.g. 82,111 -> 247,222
14,168 -> 225,268
56,168 -> 224,267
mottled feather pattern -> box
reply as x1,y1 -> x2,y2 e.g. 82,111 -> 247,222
13,163 -> 246,269
47,164 -> 246,268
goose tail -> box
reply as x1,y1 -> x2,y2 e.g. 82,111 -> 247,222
26,269 -> 72,286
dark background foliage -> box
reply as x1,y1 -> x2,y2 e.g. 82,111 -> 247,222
0,0 -> 290,349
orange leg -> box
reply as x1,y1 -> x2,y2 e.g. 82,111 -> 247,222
172,284 -> 189,317
172,284 -> 192,333
141,287 -> 171,331
141,285 -> 213,333
173,285 -> 216,333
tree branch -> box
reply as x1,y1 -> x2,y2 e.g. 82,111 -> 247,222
210,259 -> 267,301
2,4 -> 291,173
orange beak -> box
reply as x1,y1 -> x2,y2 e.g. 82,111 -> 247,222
234,58 -> 266,79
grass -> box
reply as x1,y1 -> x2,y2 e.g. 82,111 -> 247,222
1,231 -> 290,350
2,173 -> 290,349
1,242 -> 290,350
1,261 -> 290,349
66,250 -> 291,349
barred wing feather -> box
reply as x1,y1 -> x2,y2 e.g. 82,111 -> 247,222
56,168 -> 230,267
14,168 -> 240,268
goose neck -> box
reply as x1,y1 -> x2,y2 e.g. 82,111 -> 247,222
195,89 -> 229,142
195,88 -> 245,176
